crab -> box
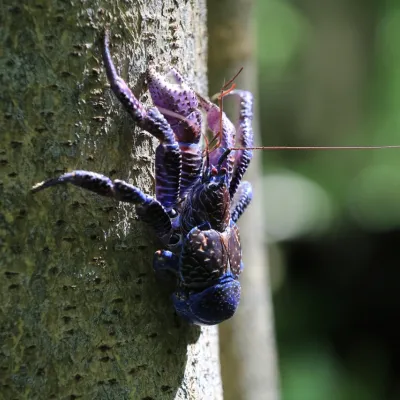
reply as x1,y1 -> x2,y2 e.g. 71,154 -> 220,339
31,31 -> 254,325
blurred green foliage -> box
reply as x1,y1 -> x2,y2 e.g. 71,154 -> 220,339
256,0 -> 400,399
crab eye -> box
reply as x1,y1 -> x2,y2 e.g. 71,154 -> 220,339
211,166 -> 218,176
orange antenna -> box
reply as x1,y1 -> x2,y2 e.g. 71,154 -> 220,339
229,145 -> 400,151
220,67 -> 244,93
208,67 -> 244,154
156,91 -> 400,156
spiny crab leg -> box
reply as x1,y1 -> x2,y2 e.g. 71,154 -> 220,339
102,31 -> 181,212
223,90 -> 254,198
31,170 -> 172,243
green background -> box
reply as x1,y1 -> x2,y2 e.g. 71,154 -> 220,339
257,1 -> 400,399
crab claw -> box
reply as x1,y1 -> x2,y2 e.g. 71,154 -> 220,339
147,67 -> 202,145
147,67 -> 199,118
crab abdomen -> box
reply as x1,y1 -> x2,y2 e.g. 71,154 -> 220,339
179,220 -> 242,289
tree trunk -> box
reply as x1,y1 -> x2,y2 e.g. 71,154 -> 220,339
0,1 -> 223,399
207,1 -> 280,399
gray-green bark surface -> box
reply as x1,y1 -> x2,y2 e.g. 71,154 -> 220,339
0,1 -> 223,399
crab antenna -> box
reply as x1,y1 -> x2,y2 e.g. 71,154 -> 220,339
211,82 -> 237,151
229,145 -> 400,151
221,67 -> 244,92
216,67 -> 243,149
206,67 -> 244,156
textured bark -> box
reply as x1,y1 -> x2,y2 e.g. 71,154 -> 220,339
0,1 -> 223,399
207,1 -> 280,399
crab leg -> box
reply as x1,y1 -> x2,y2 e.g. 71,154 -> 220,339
224,90 -> 254,198
230,181 -> 253,223
152,249 -> 180,286
31,171 -> 172,243
102,32 -> 181,212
